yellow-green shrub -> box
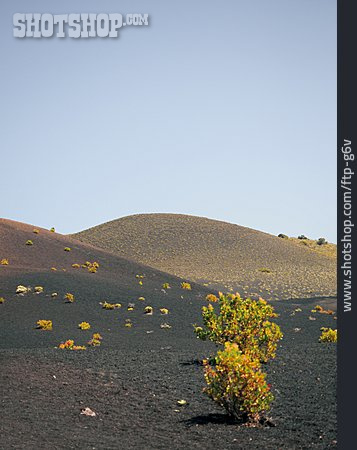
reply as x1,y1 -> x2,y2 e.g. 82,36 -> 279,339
319,327 -> 337,343
194,293 -> 283,363
26,240 -> 33,246
86,261 -> 99,273
33,229 -> 39,234
313,305 -> 334,315
1,258 -> 9,265
0,297 -> 5,304
58,339 -> 86,350
100,301 -> 121,309
16,285 -> 29,295
78,322 -> 91,330
64,247 -> 71,252
36,320 -> 52,330
64,293 -> 75,303
181,282 -> 192,290
162,283 -> 171,289
87,333 -> 102,346
205,294 -> 218,303
203,342 -> 273,423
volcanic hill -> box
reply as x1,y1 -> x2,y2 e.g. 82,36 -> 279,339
73,213 -> 336,300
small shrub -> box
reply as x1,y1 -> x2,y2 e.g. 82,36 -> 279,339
203,342 -> 273,424
319,328 -> 337,343
127,303 -> 135,311
72,263 -> 81,268
33,229 -> 39,234
50,227 -> 55,232
162,283 -> 171,289
136,274 -> 144,279
16,285 -> 29,295
78,322 -> 91,330
316,237 -> 327,246
1,258 -> 9,265
58,339 -> 86,350
87,333 -> 102,346
144,306 -> 153,315
125,319 -> 133,328
206,294 -> 218,303
26,240 -> 33,246
259,268 -> 271,273
101,302 -> 114,310
85,261 -> 99,273
0,297 -> 5,304
160,323 -> 171,329
36,320 -> 52,330
139,280 -> 143,286
51,292 -> 58,298
138,296 -> 145,301
298,235 -> 308,240
194,293 -> 283,363
160,308 -> 169,315
181,282 -> 192,290
278,233 -> 288,239
64,247 -> 71,252
34,286 -> 44,294
314,305 -> 334,315
100,301 -> 121,309
51,267 -> 57,271
64,293 -> 75,303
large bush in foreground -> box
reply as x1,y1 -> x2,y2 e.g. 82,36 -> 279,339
194,293 -> 283,363
203,342 -> 273,423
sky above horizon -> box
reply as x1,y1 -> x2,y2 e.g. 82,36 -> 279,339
1,1 -> 336,242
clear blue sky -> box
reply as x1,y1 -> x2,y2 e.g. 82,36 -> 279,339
1,0 -> 336,242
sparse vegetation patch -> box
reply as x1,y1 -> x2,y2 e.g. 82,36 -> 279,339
58,340 -> 86,350
64,293 -> 75,303
100,301 -> 121,310
319,328 -> 337,343
36,320 -> 52,331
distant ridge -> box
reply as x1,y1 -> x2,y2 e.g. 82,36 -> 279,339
72,213 -> 336,300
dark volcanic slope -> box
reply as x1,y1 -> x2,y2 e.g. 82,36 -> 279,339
73,213 -> 336,300
0,218 -> 209,349
0,218 -> 337,449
